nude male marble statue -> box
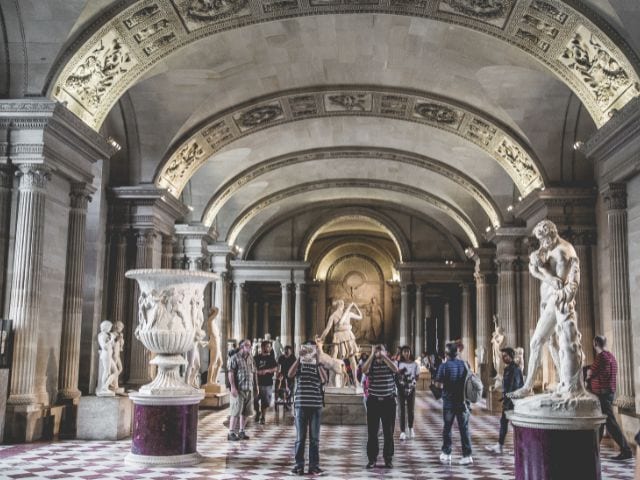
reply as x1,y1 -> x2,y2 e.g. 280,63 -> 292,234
206,307 -> 223,386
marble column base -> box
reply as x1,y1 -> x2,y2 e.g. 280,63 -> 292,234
3,403 -> 44,443
508,394 -> 605,480
126,393 -> 204,467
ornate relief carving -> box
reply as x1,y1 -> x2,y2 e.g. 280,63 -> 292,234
391,0 -> 428,8
520,14 -> 557,38
133,19 -> 171,43
234,103 -> 284,130
62,31 -> 135,114
325,93 -> 372,112
308,0 -> 340,5
516,29 -> 550,53
530,0 -> 567,24
174,0 -> 251,31
123,4 -> 160,29
288,95 -> 318,117
262,0 -> 299,12
142,32 -> 177,55
496,138 -> 537,185
466,118 -> 496,145
560,26 -> 631,109
202,120 -> 233,149
439,0 -> 513,27
380,95 -> 408,116
164,140 -> 206,182
413,102 -> 460,126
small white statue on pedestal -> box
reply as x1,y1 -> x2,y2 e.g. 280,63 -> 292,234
491,316 -> 506,390
185,297 -> 208,389
111,321 -> 125,394
206,307 -> 223,387
96,320 -> 117,397
273,336 -> 283,358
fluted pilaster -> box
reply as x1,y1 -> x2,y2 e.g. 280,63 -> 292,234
574,238 -> 595,365
7,165 -> 50,405
399,284 -> 409,346
496,257 -> 518,348
57,183 -> 93,400
161,235 -> 174,269
603,183 -> 636,410
252,302 -> 259,339
263,302 -> 270,336
294,283 -> 305,349
475,273 -> 492,367
0,165 -> 14,313
461,283 -> 474,366
280,282 -> 291,346
443,301 -> 451,343
232,282 -> 244,341
127,230 -> 156,385
414,285 -> 423,357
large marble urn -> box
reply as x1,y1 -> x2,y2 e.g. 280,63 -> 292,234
124,269 -> 217,467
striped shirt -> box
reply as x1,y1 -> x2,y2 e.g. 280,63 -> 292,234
294,363 -> 323,408
590,350 -> 618,394
367,360 -> 396,399
229,351 -> 256,391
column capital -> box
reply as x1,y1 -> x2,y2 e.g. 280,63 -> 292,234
295,283 -> 305,293
16,164 -> 51,191
69,181 -> 95,209
135,228 -> 157,246
280,281 -> 291,289
0,163 -> 14,188
602,182 -> 627,211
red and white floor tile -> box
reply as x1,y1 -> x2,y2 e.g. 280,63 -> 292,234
0,393 -> 635,479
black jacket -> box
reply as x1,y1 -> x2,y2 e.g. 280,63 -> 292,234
502,362 -> 524,410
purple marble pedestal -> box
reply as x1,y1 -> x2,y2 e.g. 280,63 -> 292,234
125,393 -> 204,467
508,406 -> 605,480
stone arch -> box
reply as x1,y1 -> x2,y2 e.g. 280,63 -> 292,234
153,86 -> 547,198
48,0 -> 640,132
200,146 -> 502,228
224,178 -> 481,248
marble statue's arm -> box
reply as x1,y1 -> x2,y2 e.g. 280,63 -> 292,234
350,303 -> 363,320
529,251 -> 562,288
561,254 -> 580,304
318,316 -> 334,340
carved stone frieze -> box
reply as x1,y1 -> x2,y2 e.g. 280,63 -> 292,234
51,0 -> 640,131
155,86 -> 544,196
60,30 -> 136,116
325,93 -> 372,112
233,102 -> 284,131
560,25 -> 633,111
602,182 -> 627,211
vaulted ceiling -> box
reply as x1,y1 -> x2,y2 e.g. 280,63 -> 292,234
2,0 -> 639,257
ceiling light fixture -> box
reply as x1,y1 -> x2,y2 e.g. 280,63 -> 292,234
573,141 -> 584,151
106,136 -> 122,152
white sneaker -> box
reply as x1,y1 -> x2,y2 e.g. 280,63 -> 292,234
408,428 -> 414,439
459,456 -> 473,466
485,443 -> 503,454
399,432 -> 406,441
439,453 -> 451,465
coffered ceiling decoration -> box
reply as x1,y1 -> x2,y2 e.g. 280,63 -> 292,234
200,146 -> 502,228
154,86 -> 546,198
224,178 -> 481,248
49,0 -> 640,131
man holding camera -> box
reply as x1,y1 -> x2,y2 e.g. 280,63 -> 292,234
361,344 -> 399,469
288,340 -> 328,476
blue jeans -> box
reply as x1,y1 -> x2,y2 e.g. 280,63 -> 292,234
442,406 -> 472,457
294,407 -> 322,468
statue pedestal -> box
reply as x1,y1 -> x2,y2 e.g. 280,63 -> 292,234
508,393 -> 605,480
77,395 -> 132,440
126,393 -> 204,467
201,384 -> 229,409
322,389 -> 366,425
485,386 -> 502,414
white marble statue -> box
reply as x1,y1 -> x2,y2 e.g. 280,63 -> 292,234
491,316 -> 506,389
509,220 -> 589,408
96,320 -> 117,396
111,320 -> 125,393
206,307 -> 223,386
514,347 -> 525,374
317,299 -> 362,388
185,296 -> 208,389
475,345 -> 486,371
273,336 -> 283,358
365,296 -> 383,342
252,338 -> 260,357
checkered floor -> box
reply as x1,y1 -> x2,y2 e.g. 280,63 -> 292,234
0,392 -> 635,479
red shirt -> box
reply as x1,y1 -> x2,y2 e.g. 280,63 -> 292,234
590,350 -> 617,394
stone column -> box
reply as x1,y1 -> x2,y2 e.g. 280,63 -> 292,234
475,272 -> 493,379
603,183 -> 636,409
573,233 -> 596,365
7,165 -> 50,406
127,230 -> 156,385
399,283 -> 409,346
161,235 -> 174,269
424,301 -> 432,353
232,282 -> 244,341
294,283 -> 305,350
262,302 -> 270,336
280,282 -> 291,346
57,183 -> 93,400
414,284 -> 423,356
443,301 -> 451,343
0,164 -> 13,312
461,283 -> 474,365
